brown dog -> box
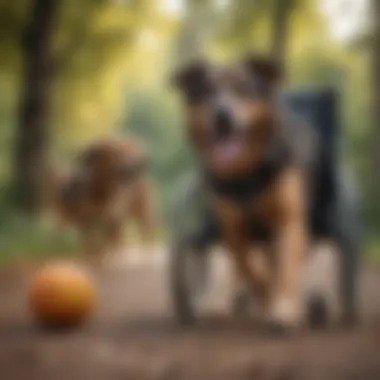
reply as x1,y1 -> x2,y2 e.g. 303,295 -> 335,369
173,56 -> 318,330
47,137 -> 156,264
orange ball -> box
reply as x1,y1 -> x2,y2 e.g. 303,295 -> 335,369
29,262 -> 96,328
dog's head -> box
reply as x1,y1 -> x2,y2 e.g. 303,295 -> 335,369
78,138 -> 148,197
44,139 -> 147,225
173,55 -> 282,178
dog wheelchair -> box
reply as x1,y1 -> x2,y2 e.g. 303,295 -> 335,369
169,89 -> 361,326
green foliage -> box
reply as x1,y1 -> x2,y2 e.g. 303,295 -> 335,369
120,89 -> 194,220
0,0 -> 377,260
51,0 -> 155,149
0,213 -> 78,264
216,0 -> 272,56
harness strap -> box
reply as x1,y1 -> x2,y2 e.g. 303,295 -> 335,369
206,142 -> 290,204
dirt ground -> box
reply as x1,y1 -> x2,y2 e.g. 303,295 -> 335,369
1,248 -> 380,380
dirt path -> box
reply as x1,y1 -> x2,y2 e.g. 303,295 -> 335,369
1,248 -> 380,380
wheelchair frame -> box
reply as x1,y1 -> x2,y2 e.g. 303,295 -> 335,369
169,89 -> 361,327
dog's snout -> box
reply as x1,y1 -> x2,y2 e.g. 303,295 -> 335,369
213,109 -> 233,138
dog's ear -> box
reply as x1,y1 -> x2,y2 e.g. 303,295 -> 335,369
243,55 -> 282,85
171,61 -> 211,102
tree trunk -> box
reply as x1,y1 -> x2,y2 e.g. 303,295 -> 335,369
174,0 -> 214,65
14,0 -> 58,214
271,0 -> 293,70
372,0 -> 380,190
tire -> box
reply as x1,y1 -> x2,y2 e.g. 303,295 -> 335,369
335,169 -> 361,326
305,168 -> 361,328
169,172 -> 212,324
169,237 -> 210,324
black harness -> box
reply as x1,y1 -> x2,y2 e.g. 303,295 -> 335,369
206,142 -> 290,204
193,142 -> 291,245
200,140 -> 332,243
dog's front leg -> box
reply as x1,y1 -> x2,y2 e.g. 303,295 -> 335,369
269,169 -> 308,329
270,219 -> 307,329
104,220 -> 124,264
135,178 -> 157,256
213,197 -> 271,307
81,225 -> 104,265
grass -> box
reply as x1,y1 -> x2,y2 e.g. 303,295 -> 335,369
365,239 -> 380,263
0,213 -> 168,266
0,214 -> 79,265
0,197 -> 377,267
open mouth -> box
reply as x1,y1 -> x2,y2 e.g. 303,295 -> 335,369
210,136 -> 244,167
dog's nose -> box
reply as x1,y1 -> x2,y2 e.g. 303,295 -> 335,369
213,109 -> 233,138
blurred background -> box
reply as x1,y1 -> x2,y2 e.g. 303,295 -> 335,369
0,0 -> 377,262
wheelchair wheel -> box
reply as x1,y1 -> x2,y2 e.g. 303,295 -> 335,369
335,169 -> 361,326
306,169 -> 361,328
170,237 -> 210,324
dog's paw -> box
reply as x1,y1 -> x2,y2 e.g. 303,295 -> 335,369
267,297 -> 302,334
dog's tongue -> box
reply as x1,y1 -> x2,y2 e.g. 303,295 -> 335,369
212,139 -> 242,165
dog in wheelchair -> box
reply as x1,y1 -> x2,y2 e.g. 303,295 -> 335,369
47,137 -> 156,265
170,55 -> 360,332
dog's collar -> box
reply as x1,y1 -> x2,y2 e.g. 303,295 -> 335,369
205,142 -> 289,204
